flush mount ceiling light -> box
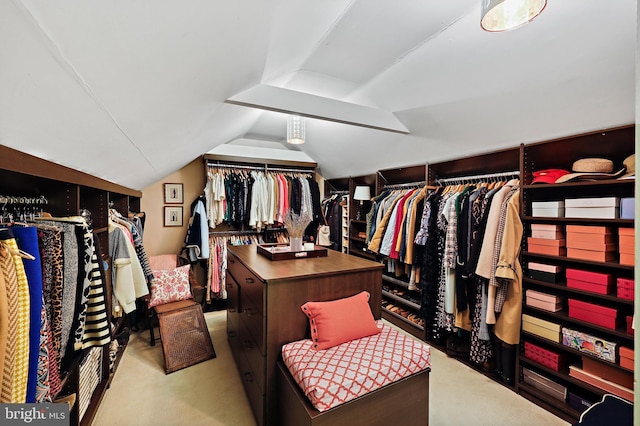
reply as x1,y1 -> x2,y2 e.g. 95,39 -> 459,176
481,0 -> 547,32
287,115 -> 305,144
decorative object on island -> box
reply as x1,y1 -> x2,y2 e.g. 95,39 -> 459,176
353,185 -> 371,220
283,209 -> 312,251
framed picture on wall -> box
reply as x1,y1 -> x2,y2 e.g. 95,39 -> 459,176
164,183 -> 183,204
164,206 -> 183,227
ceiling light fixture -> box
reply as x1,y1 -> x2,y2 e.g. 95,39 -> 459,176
481,0 -> 546,32
287,115 -> 305,144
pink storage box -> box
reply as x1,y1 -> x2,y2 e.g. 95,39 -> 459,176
525,289 -> 563,312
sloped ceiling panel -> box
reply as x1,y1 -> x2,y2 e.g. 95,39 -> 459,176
0,0 -> 636,188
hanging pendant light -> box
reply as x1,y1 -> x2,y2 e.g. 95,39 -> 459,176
481,0 -> 547,32
287,115 -> 305,144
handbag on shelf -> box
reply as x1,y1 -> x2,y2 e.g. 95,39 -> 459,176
316,208 -> 331,247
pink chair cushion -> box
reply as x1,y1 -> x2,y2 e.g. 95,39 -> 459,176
149,254 -> 178,272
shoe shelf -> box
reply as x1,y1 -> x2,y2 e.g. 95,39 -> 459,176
382,289 -> 420,311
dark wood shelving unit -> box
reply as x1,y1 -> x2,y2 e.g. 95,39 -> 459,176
0,145 -> 141,426
519,124 -> 635,423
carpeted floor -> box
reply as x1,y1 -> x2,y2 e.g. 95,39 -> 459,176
93,311 -> 570,426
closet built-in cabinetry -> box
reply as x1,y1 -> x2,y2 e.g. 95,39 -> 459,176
518,126 -> 635,423
225,244 -> 382,425
0,145 -> 142,426
375,165 -> 428,340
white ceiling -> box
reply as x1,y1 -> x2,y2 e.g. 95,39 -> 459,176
1,1 -> 636,190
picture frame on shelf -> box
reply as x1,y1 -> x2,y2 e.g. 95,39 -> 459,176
164,183 -> 183,204
164,206 -> 183,227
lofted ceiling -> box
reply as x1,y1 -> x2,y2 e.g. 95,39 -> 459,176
0,1 -> 636,191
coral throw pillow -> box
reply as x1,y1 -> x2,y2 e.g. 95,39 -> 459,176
300,291 -> 381,350
149,265 -> 193,308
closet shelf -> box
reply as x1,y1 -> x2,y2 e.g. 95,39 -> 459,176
522,331 -> 631,372
522,179 -> 634,190
521,217 -> 634,225
523,307 -> 633,341
518,382 -> 582,423
382,274 -> 419,292
382,290 -> 420,311
382,308 -> 424,331
523,278 -> 635,306
521,252 -> 635,271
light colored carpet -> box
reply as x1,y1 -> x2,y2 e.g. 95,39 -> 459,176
94,311 -> 570,426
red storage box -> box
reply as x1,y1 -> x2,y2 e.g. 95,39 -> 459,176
616,278 -> 634,300
618,235 -> 634,254
568,299 -> 620,330
619,347 -> 634,371
524,341 -> 567,371
626,315 -> 633,334
582,357 -> 634,389
565,269 -> 613,295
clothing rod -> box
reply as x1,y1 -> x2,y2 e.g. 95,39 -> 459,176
329,190 -> 349,195
383,181 -> 427,189
265,166 -> 314,174
435,170 -> 520,185
207,162 -> 314,174
209,230 -> 261,235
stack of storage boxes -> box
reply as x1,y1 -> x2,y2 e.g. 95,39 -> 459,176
522,314 -> 562,342
565,225 -> 616,262
566,268 -> 613,295
523,341 -> 568,371
569,359 -> 633,401
525,289 -> 563,312
527,223 -> 566,256
522,368 -> 567,402
567,299 -> 620,330
618,227 -> 634,266
616,277 -> 634,300
564,197 -> 620,219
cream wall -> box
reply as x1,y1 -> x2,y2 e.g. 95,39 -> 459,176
140,158 -> 205,257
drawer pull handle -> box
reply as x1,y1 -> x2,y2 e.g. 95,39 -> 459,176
226,283 -> 233,289
228,308 -> 236,313
245,277 -> 254,284
229,259 -> 235,264
244,308 -> 255,316
243,340 -> 254,349
243,372 -> 254,383
228,331 -> 237,338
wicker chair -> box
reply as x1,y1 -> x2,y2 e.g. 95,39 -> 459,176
147,254 -> 215,373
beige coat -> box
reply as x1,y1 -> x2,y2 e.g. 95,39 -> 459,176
494,189 -> 523,345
